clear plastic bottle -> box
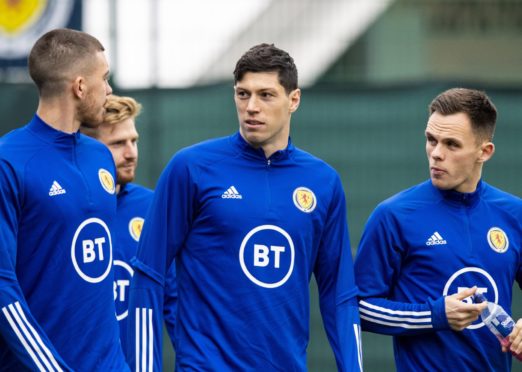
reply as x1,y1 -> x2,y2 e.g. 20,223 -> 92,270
473,292 -> 522,361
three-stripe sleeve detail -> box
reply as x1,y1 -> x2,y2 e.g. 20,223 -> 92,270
2,302 -> 63,372
359,300 -> 433,329
135,308 -> 153,372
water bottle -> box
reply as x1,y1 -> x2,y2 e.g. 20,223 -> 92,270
473,292 -> 522,361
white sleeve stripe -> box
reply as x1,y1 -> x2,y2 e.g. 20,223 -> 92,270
359,300 -> 431,316
14,302 -> 63,372
359,307 -> 431,323
136,308 -> 153,372
2,303 -> 49,371
2,306 -> 46,371
8,303 -> 55,372
141,308 -> 147,372
360,314 -> 433,329
148,309 -> 153,372
353,324 -> 363,372
135,308 -> 140,372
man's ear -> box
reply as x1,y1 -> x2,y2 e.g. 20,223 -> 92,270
72,76 -> 84,99
478,141 -> 495,163
289,88 -> 301,113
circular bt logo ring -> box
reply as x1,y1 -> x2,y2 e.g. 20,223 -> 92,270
71,218 -> 113,283
443,267 -> 498,330
239,225 -> 295,289
113,260 -> 134,321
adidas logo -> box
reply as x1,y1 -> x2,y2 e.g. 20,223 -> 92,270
49,181 -> 66,196
221,186 -> 242,199
426,231 -> 447,246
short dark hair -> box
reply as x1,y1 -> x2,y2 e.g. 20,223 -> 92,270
28,28 -> 105,97
233,43 -> 298,94
429,88 -> 497,141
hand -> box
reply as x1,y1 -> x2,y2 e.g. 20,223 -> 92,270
505,318 -> 522,355
445,286 -> 487,331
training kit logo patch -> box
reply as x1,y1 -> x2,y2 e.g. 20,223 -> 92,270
113,259 -> 134,321
239,225 -> 295,288
487,227 -> 509,253
425,231 -> 447,246
71,218 -> 113,283
129,217 -> 145,242
292,187 -> 316,213
98,169 -> 115,194
222,185 -> 242,199
443,266 -> 498,330
48,180 -> 66,196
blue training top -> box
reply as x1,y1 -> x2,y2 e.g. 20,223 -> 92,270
113,183 -> 177,359
0,115 -> 129,371
127,132 -> 362,371
355,180 -> 522,371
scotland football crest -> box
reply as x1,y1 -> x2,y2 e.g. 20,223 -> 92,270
0,0 -> 81,80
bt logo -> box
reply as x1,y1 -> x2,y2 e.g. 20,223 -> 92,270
71,218 -> 112,283
239,225 -> 295,288
113,260 -> 134,320
82,237 -> 106,263
443,267 -> 498,330
253,244 -> 285,268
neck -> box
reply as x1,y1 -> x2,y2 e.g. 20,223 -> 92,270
261,140 -> 288,159
36,97 -> 80,134
456,167 -> 483,193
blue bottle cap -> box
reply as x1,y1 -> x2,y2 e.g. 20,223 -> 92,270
473,292 -> 487,303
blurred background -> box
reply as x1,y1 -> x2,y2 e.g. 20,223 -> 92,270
1,0 -> 521,370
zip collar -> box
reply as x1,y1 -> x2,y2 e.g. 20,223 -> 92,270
27,114 -> 81,148
432,180 -> 483,207
231,132 -> 294,163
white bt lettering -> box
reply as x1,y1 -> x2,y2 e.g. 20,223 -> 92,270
114,280 -> 130,302
240,225 -> 295,289
71,218 -> 113,283
254,245 -> 269,267
82,237 -> 106,263
254,244 -> 285,268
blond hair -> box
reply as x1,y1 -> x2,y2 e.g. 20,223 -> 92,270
104,95 -> 142,125
80,95 -> 142,138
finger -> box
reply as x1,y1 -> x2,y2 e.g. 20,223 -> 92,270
476,302 -> 488,313
449,314 -> 481,331
453,286 -> 477,301
510,320 -> 522,354
510,336 -> 522,355
448,298 -> 485,314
